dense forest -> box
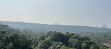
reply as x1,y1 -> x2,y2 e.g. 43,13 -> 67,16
0,24 -> 110,49
1,21 -> 111,45
78,32 -> 111,44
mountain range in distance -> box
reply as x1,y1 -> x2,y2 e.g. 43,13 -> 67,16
0,21 -> 111,33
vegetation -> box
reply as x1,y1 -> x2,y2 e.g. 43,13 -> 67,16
0,24 -> 110,49
1,21 -> 111,44
79,32 -> 111,44
0,21 -> 111,33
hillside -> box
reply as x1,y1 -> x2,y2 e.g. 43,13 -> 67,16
0,24 -> 109,49
0,21 -> 111,33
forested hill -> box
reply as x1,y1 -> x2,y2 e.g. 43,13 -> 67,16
0,24 -> 109,49
0,21 -> 111,33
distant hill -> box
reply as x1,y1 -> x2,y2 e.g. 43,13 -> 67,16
0,21 -> 111,33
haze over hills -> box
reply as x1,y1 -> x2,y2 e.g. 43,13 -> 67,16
0,21 -> 111,33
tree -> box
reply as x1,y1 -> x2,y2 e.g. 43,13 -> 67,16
8,33 -> 32,49
68,35 -> 82,49
49,42 -> 63,49
82,43 -> 88,49
60,45 -> 74,49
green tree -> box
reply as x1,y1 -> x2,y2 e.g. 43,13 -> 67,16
82,43 -> 88,49
60,45 -> 74,49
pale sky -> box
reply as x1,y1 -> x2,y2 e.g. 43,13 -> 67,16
0,0 -> 111,28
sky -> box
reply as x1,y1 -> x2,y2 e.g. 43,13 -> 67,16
0,0 -> 111,28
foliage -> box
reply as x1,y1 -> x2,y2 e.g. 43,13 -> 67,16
0,24 -> 109,49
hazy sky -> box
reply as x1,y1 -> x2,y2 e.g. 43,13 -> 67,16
0,0 -> 111,27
